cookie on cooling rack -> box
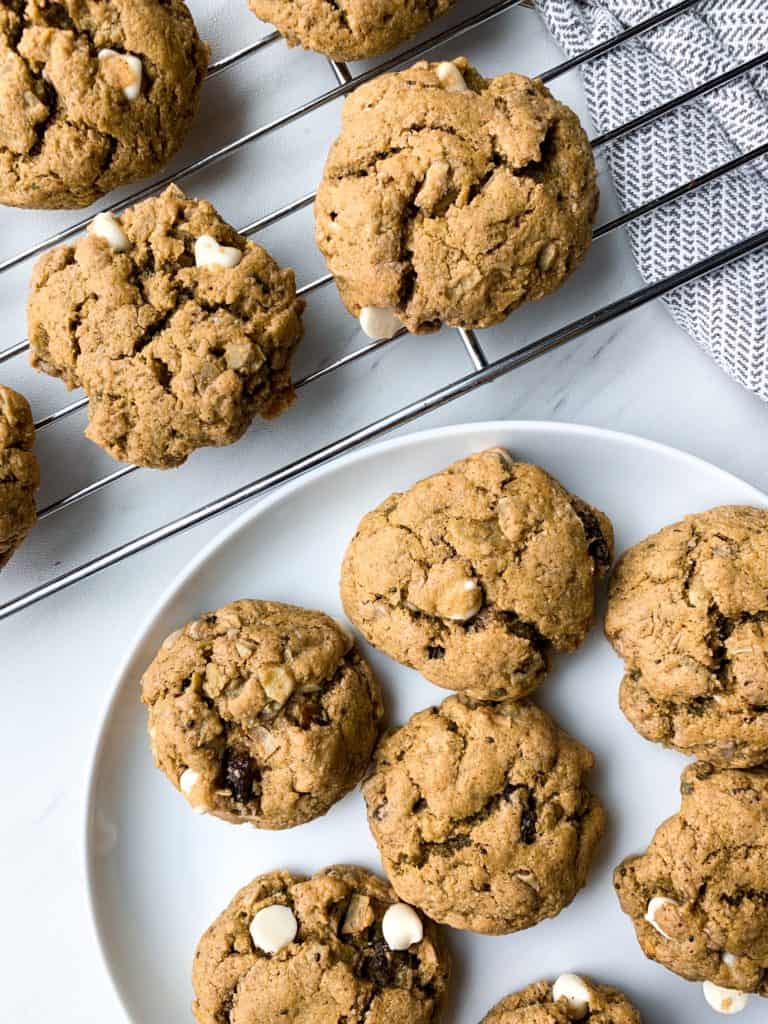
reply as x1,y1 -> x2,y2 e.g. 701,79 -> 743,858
0,385 -> 39,570
249,0 -> 455,61
141,600 -> 383,829
614,762 -> 768,1012
192,864 -> 448,1024
0,0 -> 208,209
606,505 -> 768,767
481,976 -> 641,1023
315,58 -> 598,338
27,184 -> 305,469
340,447 -> 613,700
363,694 -> 606,934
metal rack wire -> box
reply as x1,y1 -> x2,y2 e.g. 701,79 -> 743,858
0,0 -> 766,620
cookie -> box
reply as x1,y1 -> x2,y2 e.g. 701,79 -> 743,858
192,864 -> 449,1024
606,506 -> 768,767
614,762 -> 768,1006
340,448 -> 613,700
28,184 -> 305,469
0,385 -> 39,570
141,600 -> 383,829
482,976 -> 641,1023
250,0 -> 454,60
362,695 -> 606,934
0,0 -> 208,209
315,59 -> 598,338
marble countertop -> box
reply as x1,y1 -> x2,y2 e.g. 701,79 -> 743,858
2,2 -> 767,1021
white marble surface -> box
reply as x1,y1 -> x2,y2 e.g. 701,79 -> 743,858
1,2 -> 767,1021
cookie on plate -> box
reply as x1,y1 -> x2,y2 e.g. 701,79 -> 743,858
363,694 -> 606,934
141,600 -> 383,829
482,976 -> 641,1023
249,0 -> 455,61
606,506 -> 768,767
192,864 -> 449,1024
0,0 -> 208,209
614,762 -> 768,1010
316,59 -> 598,338
341,447 -> 613,700
28,184 -> 305,469
0,385 -> 39,570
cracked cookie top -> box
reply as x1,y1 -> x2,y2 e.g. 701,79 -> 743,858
614,762 -> 768,996
27,184 -> 305,469
0,0 -> 208,209
606,506 -> 768,767
192,864 -> 449,1024
482,977 -> 641,1023
141,600 -> 383,830
340,448 -> 613,700
315,59 -> 598,334
0,385 -> 39,570
362,695 -> 606,934
249,0 -> 455,61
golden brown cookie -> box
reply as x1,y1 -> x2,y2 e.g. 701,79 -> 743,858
141,601 -> 383,830
28,184 -> 305,469
614,762 -> 768,1005
482,977 -> 641,1023
340,448 -> 613,700
250,0 -> 455,60
363,695 -> 606,934
192,864 -> 449,1024
606,506 -> 768,767
0,385 -> 39,569
0,0 -> 208,209
315,59 -> 598,336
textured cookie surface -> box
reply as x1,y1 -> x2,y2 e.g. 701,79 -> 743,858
250,0 -> 454,60
0,0 -> 208,209
141,600 -> 383,829
482,978 -> 641,1023
28,184 -> 304,469
341,448 -> 613,700
606,506 -> 768,767
0,385 -> 39,569
316,59 -> 598,333
192,864 -> 449,1024
363,695 -> 606,934
614,762 -> 768,995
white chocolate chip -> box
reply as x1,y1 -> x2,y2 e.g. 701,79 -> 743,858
722,952 -> 739,968
249,904 -> 298,954
98,49 -> 143,101
260,664 -> 296,705
644,895 -> 680,940
88,211 -> 131,252
440,578 -> 483,622
702,981 -> 749,1015
382,903 -> 423,951
359,306 -> 402,340
194,234 -> 243,270
552,974 -> 591,1019
436,61 -> 468,93
179,768 -> 207,814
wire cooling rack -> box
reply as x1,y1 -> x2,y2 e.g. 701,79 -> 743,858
0,0 -> 766,620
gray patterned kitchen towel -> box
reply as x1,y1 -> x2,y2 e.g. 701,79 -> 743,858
537,0 -> 768,399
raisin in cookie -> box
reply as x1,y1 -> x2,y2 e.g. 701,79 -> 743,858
249,0 -> 454,61
614,762 -> 768,1007
192,864 -> 449,1024
28,184 -> 304,469
340,448 -> 613,700
0,385 -> 39,569
606,506 -> 768,767
0,0 -> 208,209
363,695 -> 606,934
141,600 -> 383,829
315,59 -> 598,338
482,976 -> 641,1023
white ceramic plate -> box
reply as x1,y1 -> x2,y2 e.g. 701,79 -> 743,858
85,421 -> 767,1024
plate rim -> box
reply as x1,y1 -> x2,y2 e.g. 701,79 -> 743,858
82,418 -> 768,1022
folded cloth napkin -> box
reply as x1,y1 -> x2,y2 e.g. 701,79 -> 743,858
537,0 -> 768,400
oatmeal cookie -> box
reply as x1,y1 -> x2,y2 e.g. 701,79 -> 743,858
141,600 -> 383,829
362,695 -> 606,934
340,447 -> 613,700
0,385 -> 39,569
482,976 -> 641,1023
